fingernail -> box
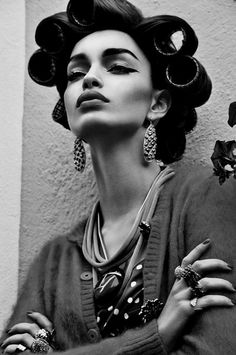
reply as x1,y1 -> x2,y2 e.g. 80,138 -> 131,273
202,238 -> 210,245
6,328 -> 11,333
230,299 -> 236,306
27,311 -> 33,315
226,263 -> 233,270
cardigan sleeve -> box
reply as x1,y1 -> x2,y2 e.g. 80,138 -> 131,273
172,172 -> 236,354
0,243 -> 50,344
0,241 -> 167,355
50,320 -> 167,355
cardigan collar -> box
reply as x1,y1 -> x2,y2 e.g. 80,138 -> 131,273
67,218 -> 87,247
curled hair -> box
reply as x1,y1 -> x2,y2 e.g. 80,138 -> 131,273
28,0 -> 212,163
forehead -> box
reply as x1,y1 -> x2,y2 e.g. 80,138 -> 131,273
70,29 -> 149,63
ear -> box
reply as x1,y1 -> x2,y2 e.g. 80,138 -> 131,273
147,89 -> 172,126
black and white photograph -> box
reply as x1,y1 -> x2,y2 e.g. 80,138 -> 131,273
0,0 -> 236,353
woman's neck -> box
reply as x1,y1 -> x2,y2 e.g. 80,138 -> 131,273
89,132 -> 160,224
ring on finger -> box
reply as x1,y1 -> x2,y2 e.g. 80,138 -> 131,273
175,264 -> 201,287
191,283 -> 205,298
31,339 -> 50,353
16,344 -> 27,352
190,297 -> 198,308
35,328 -> 54,343
174,266 -> 183,280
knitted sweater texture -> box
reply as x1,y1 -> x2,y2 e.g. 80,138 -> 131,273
1,166 -> 236,354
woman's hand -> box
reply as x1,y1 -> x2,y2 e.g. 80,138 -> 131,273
1,312 -> 54,354
157,239 -> 235,353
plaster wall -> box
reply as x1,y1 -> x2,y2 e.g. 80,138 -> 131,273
0,0 -> 25,332
20,0 -> 236,293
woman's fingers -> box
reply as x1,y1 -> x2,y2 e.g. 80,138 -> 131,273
1,313 -> 54,354
199,277 -> 236,293
181,239 -> 211,267
27,312 -> 53,331
171,277 -> 235,301
7,322 -> 40,337
3,344 -> 29,354
1,333 -> 34,350
192,259 -> 232,274
191,294 -> 234,311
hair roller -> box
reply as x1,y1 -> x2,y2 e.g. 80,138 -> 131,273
35,12 -> 86,55
153,17 -> 198,58
166,56 -> 212,107
135,16 -> 198,59
28,49 -> 58,87
67,0 -> 142,30
67,0 -> 95,27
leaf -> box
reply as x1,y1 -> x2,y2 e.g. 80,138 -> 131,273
228,101 -> 236,127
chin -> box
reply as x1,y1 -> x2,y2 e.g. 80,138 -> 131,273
69,113 -> 109,138
69,112 -> 141,142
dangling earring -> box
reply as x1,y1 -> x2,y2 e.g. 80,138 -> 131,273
52,98 -> 70,130
74,137 -> 86,172
143,122 -> 157,162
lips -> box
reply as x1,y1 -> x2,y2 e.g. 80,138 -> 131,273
76,90 -> 109,108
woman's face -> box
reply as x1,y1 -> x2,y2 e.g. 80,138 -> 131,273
64,29 -> 154,141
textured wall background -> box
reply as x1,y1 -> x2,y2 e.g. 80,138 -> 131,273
21,0 -> 236,289
0,0 -> 24,332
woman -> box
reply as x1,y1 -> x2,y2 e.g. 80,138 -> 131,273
1,0 -> 236,353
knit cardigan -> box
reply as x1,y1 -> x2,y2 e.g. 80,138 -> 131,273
1,166 -> 236,354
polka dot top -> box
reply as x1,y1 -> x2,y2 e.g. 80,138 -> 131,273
94,259 -> 145,337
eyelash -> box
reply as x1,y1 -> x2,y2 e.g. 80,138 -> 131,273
107,64 -> 137,74
67,64 -> 137,82
67,71 -> 85,82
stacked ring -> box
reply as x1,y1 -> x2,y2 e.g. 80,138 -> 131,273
174,264 -> 201,287
35,328 -> 55,343
31,328 -> 55,353
31,339 -> 50,353
191,284 -> 205,298
174,265 -> 184,280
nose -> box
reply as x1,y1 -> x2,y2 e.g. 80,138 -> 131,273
82,66 -> 103,90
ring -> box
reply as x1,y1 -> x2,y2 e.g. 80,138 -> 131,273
191,284 -> 205,298
190,297 -> 198,308
139,298 -> 164,324
16,344 -> 27,352
35,328 -> 55,343
174,264 -> 201,287
31,339 -> 50,353
174,265 -> 184,280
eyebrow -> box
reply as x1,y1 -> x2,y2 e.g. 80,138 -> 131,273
69,47 -> 139,65
102,48 -> 139,60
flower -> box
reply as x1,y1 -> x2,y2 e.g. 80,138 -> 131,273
211,140 -> 236,184
211,101 -> 236,184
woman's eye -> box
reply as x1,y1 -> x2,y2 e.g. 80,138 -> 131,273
108,65 -> 137,74
67,70 -> 86,82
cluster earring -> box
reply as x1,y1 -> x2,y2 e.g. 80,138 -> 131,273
52,98 -> 70,130
143,122 -> 157,162
74,137 -> 86,172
